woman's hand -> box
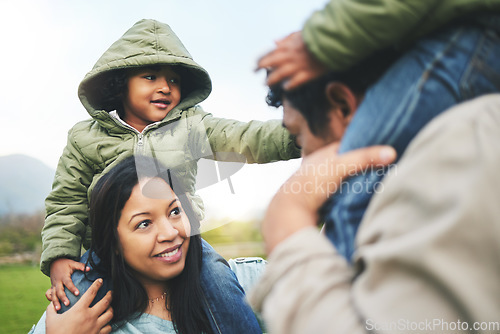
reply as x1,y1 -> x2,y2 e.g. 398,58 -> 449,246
47,258 -> 91,310
46,278 -> 113,334
262,144 -> 396,254
256,31 -> 328,90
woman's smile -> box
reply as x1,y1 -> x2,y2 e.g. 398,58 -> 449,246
154,243 -> 183,263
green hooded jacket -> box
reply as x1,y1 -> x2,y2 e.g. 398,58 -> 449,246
303,0 -> 500,72
41,19 -> 299,276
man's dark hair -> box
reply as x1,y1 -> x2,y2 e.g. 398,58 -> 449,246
266,48 -> 400,136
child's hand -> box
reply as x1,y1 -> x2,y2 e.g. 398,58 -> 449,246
46,278 -> 113,334
48,258 -> 91,311
256,31 -> 328,90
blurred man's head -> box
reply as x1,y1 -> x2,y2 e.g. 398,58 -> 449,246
267,49 -> 399,156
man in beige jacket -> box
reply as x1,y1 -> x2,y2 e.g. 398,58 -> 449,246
249,95 -> 500,333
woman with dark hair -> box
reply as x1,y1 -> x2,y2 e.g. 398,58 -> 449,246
30,156 -> 265,334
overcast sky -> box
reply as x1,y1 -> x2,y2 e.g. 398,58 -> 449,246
0,0 -> 328,222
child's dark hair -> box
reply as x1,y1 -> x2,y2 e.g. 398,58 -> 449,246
87,156 -> 213,334
99,69 -> 128,116
266,48 -> 400,136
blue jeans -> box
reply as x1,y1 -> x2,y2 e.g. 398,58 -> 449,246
61,240 -> 262,333
199,240 -> 262,333
323,13 -> 500,261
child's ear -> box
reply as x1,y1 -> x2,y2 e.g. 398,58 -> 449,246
325,82 -> 359,123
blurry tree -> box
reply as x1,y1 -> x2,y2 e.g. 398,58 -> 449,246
0,212 -> 44,256
201,220 -> 265,259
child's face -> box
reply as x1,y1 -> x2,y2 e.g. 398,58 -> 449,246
116,177 -> 191,286
122,66 -> 181,132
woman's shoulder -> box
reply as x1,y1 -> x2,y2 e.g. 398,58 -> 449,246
112,313 -> 175,333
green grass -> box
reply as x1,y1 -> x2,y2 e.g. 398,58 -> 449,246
0,265 -> 50,334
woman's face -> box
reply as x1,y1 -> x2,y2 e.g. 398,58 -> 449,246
117,177 -> 191,286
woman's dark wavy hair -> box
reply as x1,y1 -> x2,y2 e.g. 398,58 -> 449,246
98,65 -> 193,118
87,156 -> 213,334
266,48 -> 401,136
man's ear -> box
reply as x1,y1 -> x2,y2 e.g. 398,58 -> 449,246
325,82 -> 359,123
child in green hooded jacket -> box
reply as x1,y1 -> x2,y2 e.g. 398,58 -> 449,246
42,19 -> 298,332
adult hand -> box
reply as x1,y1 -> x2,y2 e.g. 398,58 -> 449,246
48,258 -> 91,310
262,144 -> 396,253
256,31 -> 328,90
46,278 -> 113,334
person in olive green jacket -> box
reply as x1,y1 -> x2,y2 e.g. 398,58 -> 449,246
42,19 -> 298,333
257,0 -> 500,263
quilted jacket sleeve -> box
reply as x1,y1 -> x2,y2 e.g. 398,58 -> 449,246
201,112 -> 300,164
302,0 -> 439,71
40,128 -> 94,276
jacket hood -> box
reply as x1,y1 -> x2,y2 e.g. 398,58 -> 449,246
78,19 -> 212,117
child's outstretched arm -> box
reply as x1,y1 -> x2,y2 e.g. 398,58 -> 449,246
200,110 -> 300,163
